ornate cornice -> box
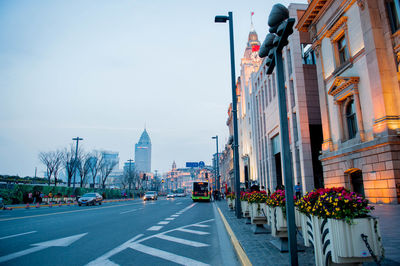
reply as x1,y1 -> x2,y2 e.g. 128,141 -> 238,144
326,16 -> 348,38
328,76 -> 359,98
296,0 -> 331,32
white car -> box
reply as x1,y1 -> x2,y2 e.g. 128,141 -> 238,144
143,191 -> 157,201
166,193 -> 175,199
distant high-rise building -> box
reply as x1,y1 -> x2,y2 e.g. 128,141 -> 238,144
135,129 -> 151,173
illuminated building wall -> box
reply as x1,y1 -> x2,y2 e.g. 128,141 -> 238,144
250,3 -> 323,194
297,0 -> 400,203
134,129 -> 152,173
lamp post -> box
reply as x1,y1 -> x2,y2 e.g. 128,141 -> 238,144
259,4 -> 297,265
215,12 -> 241,218
72,137 -> 83,188
212,135 -> 220,192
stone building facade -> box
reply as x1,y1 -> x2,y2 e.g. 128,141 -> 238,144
236,24 -> 263,189
297,0 -> 400,203
251,3 -> 323,194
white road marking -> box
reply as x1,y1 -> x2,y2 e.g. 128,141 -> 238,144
165,218 -> 175,221
158,221 -> 169,225
191,224 -> 210,228
0,233 -> 87,263
0,231 -> 37,240
155,234 -> 209,247
176,202 -> 182,205
120,209 -> 137,214
171,214 -> 179,217
147,226 -> 163,231
130,243 -> 209,266
86,234 -> 143,266
176,228 -> 209,235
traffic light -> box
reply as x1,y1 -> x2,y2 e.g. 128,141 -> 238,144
205,172 -> 208,180
162,179 -> 164,183
143,173 -> 146,180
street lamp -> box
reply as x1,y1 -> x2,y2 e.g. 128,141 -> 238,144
259,4 -> 297,265
215,12 -> 242,219
72,137 -> 83,188
212,136 -> 220,192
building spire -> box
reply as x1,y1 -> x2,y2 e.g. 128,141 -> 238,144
250,11 -> 255,32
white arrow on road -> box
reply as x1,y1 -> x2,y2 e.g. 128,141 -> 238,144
0,233 -> 87,263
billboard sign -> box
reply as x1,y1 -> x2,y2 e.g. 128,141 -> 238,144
186,162 -> 199,168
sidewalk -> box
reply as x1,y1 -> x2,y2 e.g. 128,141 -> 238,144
215,200 -> 400,266
215,200 -> 314,266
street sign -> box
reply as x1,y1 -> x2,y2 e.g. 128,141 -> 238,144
186,162 -> 199,168
198,161 -> 205,168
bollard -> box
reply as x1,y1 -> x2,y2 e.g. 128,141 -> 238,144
58,202 -> 62,207
36,202 -> 40,208
26,203 -> 30,209
49,202 -> 52,208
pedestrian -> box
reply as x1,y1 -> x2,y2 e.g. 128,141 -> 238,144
294,182 -> 302,199
250,182 -> 260,192
28,192 -> 33,204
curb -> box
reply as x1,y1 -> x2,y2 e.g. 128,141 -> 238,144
216,206 -> 252,266
6,199 -> 136,209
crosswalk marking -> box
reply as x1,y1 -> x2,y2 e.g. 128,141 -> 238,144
191,224 -> 210,228
165,217 -> 175,221
171,214 -> 179,217
155,235 -> 209,247
176,228 -> 209,235
147,226 -> 163,231
129,243 -> 209,266
158,221 -> 169,225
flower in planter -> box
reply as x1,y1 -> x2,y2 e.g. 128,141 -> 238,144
226,193 -> 236,200
297,187 -> 374,224
240,192 -> 251,201
247,191 -> 268,204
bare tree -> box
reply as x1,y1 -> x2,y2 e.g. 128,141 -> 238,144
63,145 -> 76,187
88,150 -> 103,188
119,172 -> 129,190
99,155 -> 118,189
39,151 -> 62,185
52,150 -> 64,186
77,152 -> 91,188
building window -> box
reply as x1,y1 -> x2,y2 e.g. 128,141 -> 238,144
346,99 -> 358,139
301,44 -> 315,65
387,0 -> 400,33
287,49 -> 293,76
337,35 -> 349,65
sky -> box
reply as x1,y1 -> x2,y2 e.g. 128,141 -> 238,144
0,0 -> 305,177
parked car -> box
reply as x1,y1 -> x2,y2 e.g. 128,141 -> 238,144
166,193 -> 175,199
143,191 -> 157,201
78,193 -> 103,206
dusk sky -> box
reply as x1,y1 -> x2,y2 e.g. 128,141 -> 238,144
0,0 -> 305,177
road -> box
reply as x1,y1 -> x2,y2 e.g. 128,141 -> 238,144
0,197 -> 239,266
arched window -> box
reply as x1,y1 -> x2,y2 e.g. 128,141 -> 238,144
346,99 -> 358,139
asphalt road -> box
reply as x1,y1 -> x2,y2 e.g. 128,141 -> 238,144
0,197 -> 239,266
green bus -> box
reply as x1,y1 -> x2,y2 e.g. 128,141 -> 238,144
192,182 -> 210,202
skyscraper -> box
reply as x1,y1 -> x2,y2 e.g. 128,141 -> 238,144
135,129 -> 151,173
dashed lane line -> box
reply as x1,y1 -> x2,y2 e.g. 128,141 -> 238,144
147,226 -> 163,231
0,231 -> 37,240
120,209 -> 137,214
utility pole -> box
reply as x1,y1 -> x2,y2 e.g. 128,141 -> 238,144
72,137 -> 83,188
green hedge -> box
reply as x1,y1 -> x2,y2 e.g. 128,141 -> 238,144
0,185 -> 141,205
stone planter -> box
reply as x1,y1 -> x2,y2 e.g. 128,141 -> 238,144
270,206 -> 288,238
294,208 -> 302,228
311,216 -> 383,265
227,198 -> 233,209
298,211 -> 313,247
249,203 -> 267,224
241,200 -> 249,217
